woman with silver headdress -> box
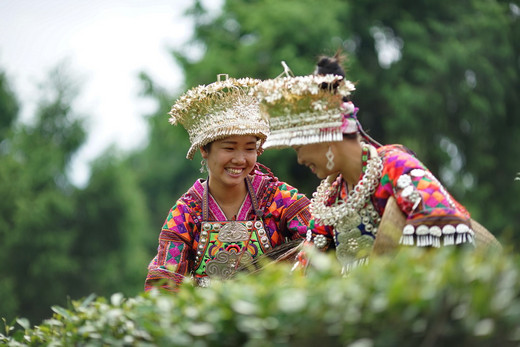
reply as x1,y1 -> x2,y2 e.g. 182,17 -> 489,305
255,55 -> 499,272
144,76 -> 320,291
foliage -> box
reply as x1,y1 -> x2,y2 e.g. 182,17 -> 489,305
69,150 -> 152,300
2,247 -> 519,346
0,66 -> 86,322
0,66 -> 153,323
0,70 -> 18,139
0,70 -> 21,323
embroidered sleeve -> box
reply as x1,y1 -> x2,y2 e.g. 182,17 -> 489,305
263,181 -> 311,242
144,200 -> 195,292
378,147 -> 474,248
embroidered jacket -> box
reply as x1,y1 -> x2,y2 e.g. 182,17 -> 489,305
145,170 -> 312,291
310,144 -> 474,250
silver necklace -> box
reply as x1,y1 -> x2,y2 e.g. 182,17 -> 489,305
310,143 -> 383,270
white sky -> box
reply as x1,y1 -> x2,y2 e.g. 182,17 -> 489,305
0,0 -> 199,186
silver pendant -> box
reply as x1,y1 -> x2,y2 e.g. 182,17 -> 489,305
217,221 -> 250,242
205,250 -> 253,279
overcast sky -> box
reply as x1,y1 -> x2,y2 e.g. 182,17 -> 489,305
0,0 -> 208,186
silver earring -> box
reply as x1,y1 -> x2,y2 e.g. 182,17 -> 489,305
200,158 -> 207,173
326,146 -> 334,170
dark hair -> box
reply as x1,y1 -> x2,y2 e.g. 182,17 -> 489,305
315,51 -> 347,77
202,142 -> 212,153
343,132 -> 358,140
316,52 -> 382,147
314,51 -> 349,101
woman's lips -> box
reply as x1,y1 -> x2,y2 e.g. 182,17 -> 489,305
226,167 -> 244,175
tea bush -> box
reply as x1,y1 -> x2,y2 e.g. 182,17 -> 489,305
2,247 -> 518,346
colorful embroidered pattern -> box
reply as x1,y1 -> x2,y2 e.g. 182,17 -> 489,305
194,221 -> 267,277
374,145 -> 470,218
309,144 -> 473,251
144,170 -> 311,291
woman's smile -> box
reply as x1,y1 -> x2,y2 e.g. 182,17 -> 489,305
225,167 -> 245,176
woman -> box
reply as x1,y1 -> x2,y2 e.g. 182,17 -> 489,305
255,56 -> 498,272
145,75 -> 313,291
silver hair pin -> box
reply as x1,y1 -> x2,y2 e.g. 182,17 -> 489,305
277,61 -> 294,78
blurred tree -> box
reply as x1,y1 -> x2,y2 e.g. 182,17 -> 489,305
70,150 -> 151,299
0,71 -> 18,139
0,65 -> 86,322
146,0 -> 518,242
128,73 -> 200,234
0,70 -> 22,322
0,64 -> 155,323
175,0 -> 351,85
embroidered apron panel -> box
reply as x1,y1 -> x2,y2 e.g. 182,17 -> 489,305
193,220 -> 271,278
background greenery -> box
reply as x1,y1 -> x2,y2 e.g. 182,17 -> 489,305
0,0 -> 518,326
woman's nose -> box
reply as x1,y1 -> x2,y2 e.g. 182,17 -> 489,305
232,151 -> 246,163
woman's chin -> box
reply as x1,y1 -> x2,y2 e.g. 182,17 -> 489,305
316,169 -> 334,180
313,169 -> 326,179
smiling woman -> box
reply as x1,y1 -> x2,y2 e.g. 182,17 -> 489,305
145,76 -> 324,291
201,135 -> 259,218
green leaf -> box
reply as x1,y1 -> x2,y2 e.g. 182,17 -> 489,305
15,318 -> 30,330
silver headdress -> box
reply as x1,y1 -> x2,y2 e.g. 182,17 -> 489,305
169,75 -> 270,159
253,74 -> 356,149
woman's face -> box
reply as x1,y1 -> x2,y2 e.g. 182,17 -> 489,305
293,142 -> 334,179
201,135 -> 258,188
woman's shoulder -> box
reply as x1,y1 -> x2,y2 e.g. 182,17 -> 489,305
250,165 -> 279,186
376,144 -> 429,178
250,167 -> 305,202
377,144 -> 417,159
174,179 -> 205,210
251,168 -> 300,192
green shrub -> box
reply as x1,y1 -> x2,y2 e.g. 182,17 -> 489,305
2,247 -> 519,346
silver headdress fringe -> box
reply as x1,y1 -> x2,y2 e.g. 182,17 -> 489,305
253,74 -> 355,149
